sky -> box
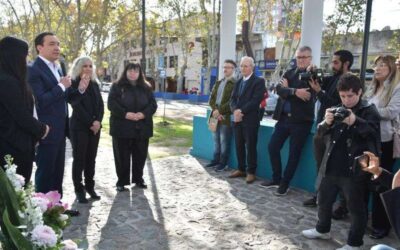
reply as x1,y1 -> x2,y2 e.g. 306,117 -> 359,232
147,0 -> 400,31
324,0 -> 400,30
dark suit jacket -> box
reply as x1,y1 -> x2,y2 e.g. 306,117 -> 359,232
68,79 -> 104,131
377,169 -> 400,240
0,71 -> 46,153
230,73 -> 266,127
273,68 -> 315,123
28,57 -> 69,144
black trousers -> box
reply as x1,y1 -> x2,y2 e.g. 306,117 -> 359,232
371,140 -> 395,231
0,143 -> 35,184
70,130 -> 100,193
112,137 -> 149,186
234,123 -> 259,174
268,118 -> 312,184
316,175 -> 368,247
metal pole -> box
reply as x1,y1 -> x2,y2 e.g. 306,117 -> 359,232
360,0 -> 373,84
141,0 -> 146,72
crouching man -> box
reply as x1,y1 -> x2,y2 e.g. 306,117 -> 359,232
301,73 -> 381,250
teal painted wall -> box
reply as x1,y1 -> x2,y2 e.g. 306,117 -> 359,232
191,114 -> 400,193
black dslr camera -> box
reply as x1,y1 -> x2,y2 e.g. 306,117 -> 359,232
329,107 -> 351,123
299,68 -> 324,83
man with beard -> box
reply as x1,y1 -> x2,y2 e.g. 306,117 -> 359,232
303,50 -> 354,213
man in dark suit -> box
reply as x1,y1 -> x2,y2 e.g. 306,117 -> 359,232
229,56 -> 266,184
28,32 -> 71,196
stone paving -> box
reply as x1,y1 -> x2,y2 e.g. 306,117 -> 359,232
61,143 -> 400,250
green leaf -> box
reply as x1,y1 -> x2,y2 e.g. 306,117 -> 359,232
0,168 -> 22,226
2,209 -> 33,250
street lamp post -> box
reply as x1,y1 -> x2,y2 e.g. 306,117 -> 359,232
141,0 -> 146,72
360,0 -> 373,84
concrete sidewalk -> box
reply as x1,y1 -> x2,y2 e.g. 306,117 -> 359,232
61,142 -> 400,250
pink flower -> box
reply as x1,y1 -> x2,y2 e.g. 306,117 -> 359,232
31,197 -> 49,212
45,191 -> 62,208
31,225 -> 57,247
62,239 -> 78,250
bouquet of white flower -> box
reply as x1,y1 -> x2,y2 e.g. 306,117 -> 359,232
0,155 -> 85,250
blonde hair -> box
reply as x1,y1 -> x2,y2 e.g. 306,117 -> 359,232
372,55 -> 400,106
69,56 -> 99,83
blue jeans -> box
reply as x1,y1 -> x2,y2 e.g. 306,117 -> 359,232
212,124 -> 232,166
268,117 -> 312,184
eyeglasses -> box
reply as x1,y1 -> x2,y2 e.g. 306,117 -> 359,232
296,56 -> 311,60
223,66 -> 234,69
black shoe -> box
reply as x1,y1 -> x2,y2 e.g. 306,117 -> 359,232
332,206 -> 348,220
205,162 -> 219,168
64,209 -> 80,217
259,180 -> 280,189
75,191 -> 88,203
86,189 -> 101,200
116,186 -> 128,192
136,183 -> 147,189
274,182 -> 289,196
369,228 -> 389,239
215,164 -> 228,172
303,196 -> 317,207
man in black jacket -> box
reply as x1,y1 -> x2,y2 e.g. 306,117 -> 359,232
229,56 -> 266,184
302,73 -> 381,250
303,50 -> 354,211
261,46 -> 315,195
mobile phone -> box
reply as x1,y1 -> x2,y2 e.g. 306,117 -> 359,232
353,154 -> 370,174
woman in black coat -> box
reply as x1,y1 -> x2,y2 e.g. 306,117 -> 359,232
108,63 -> 157,191
68,56 -> 104,203
0,36 -> 49,183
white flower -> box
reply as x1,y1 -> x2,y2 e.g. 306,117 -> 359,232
5,167 -> 25,191
62,239 -> 78,250
59,214 -> 69,222
31,197 -> 49,213
31,225 -> 58,248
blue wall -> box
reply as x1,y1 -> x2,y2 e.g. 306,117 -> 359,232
190,114 -> 400,193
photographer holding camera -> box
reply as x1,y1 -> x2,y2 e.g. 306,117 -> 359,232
302,73 -> 381,250
303,50 -> 354,214
261,46 -> 315,196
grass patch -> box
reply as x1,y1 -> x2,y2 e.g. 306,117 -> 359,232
99,110 -> 193,158
150,116 -> 192,147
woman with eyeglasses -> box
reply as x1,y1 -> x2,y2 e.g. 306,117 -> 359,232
68,56 -> 104,203
368,55 -> 400,239
108,63 -> 157,192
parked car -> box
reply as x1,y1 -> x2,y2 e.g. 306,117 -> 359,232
265,92 -> 278,116
101,82 -> 112,92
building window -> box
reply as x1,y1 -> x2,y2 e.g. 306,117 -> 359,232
164,56 -> 168,68
255,49 -> 263,61
170,37 -> 178,43
169,56 -> 178,68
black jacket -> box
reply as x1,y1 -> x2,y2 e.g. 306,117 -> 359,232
230,73 -> 266,126
316,75 -> 341,123
376,170 -> 400,240
68,79 -> 104,131
315,100 -> 381,188
108,82 -> 157,139
273,68 -> 315,123
0,71 -> 46,153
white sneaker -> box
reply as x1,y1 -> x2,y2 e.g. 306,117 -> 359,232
301,228 -> 331,239
336,244 -> 360,250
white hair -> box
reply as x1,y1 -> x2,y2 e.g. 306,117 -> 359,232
69,56 -> 99,83
240,56 -> 255,68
